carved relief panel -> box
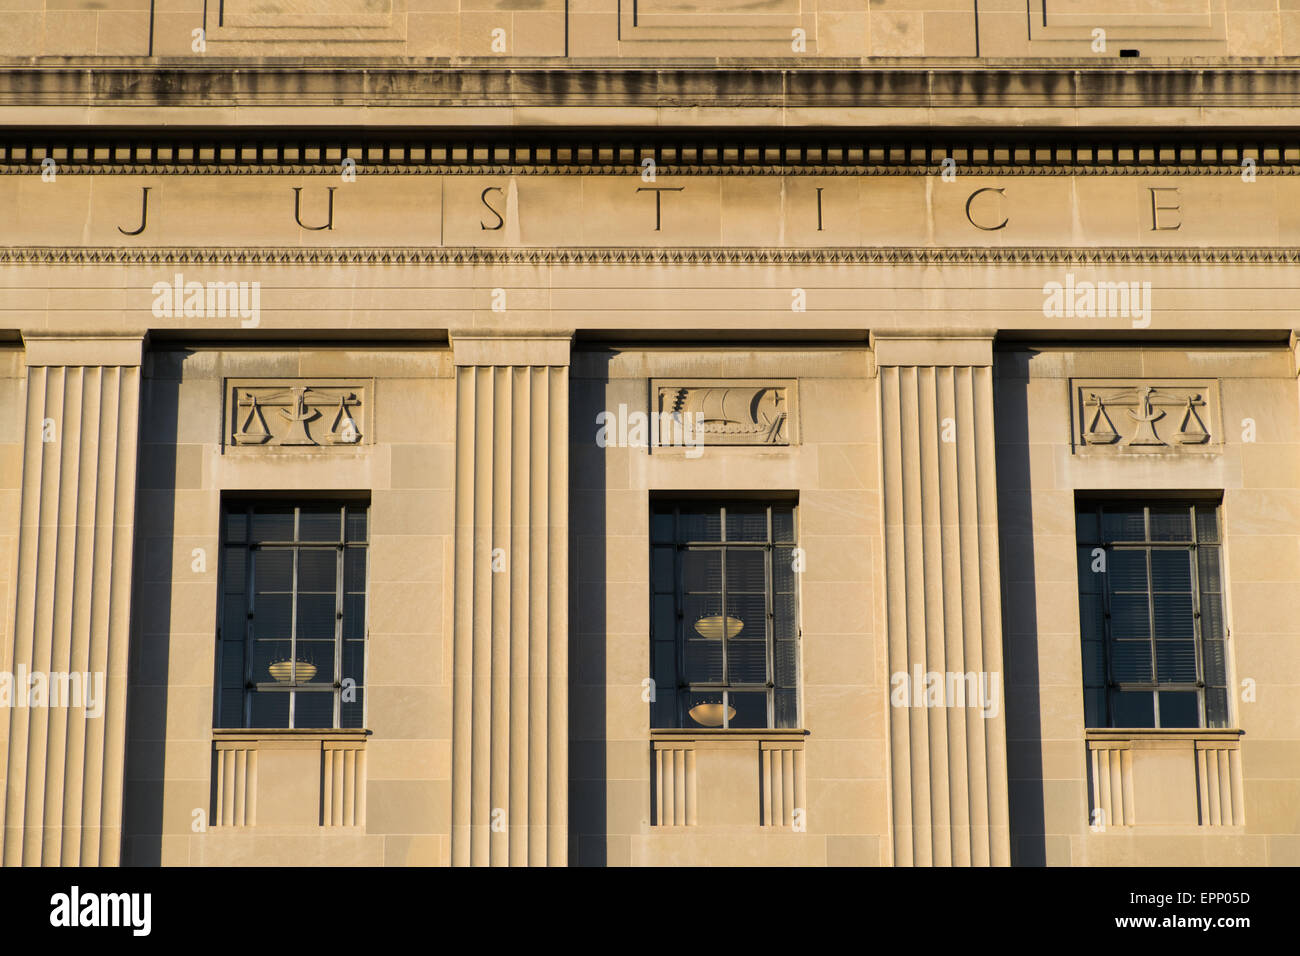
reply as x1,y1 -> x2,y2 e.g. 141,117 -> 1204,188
1071,380 -> 1220,453
225,380 -> 371,448
652,379 -> 796,447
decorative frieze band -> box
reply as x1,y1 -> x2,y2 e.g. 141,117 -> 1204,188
6,246 -> 1300,266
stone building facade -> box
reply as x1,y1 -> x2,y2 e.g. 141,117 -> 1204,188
1,2 -> 1299,867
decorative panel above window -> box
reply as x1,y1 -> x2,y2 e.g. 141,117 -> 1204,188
217,501 -> 368,730
650,500 -> 799,730
1075,500 -> 1229,730
1072,380 -> 1219,453
652,379 -> 796,448
226,379 -> 370,448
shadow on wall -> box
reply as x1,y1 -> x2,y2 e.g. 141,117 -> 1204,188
994,348 -> 1048,866
120,349 -> 189,865
569,349 -> 613,866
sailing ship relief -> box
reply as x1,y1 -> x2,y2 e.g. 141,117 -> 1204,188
653,380 -> 795,446
1072,380 -> 1219,452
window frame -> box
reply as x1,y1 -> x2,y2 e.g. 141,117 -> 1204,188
215,500 -> 369,730
650,499 -> 799,730
1075,499 -> 1229,730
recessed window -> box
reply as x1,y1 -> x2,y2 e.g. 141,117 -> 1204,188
650,500 -> 799,729
216,501 -> 367,729
1076,500 -> 1228,729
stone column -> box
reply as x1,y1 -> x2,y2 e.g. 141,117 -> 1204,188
2,335 -> 144,866
449,334 -> 570,866
873,331 -> 1011,867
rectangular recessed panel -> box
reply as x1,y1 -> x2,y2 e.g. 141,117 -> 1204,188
1045,0 -> 1211,29
223,0 -> 394,29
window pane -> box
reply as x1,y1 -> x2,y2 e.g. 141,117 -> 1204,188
683,640 -> 723,683
253,639 -> 292,682
223,548 -> 246,594
253,593 -> 293,640
296,592 -> 337,640
727,691 -> 767,728
772,506 -> 795,544
1197,547 -> 1222,594
726,548 -> 766,591
1075,508 -> 1100,544
344,548 -> 367,592
1108,594 -> 1150,641
681,550 -> 721,592
774,548 -> 796,593
1083,687 -> 1105,728
1081,640 -> 1105,686
1111,641 -> 1152,682
726,639 -> 767,684
251,508 -> 294,542
220,640 -> 245,690
1150,549 -> 1191,591
653,641 -> 677,691
1199,592 -> 1225,639
650,509 -> 675,543
1107,550 -> 1148,591
299,507 -> 342,542
341,688 -> 365,728
218,688 -> 244,728
775,688 -> 798,728
1155,640 -> 1197,682
225,509 -> 247,544
1152,592 -> 1194,640
1158,691 -> 1199,728
1078,593 -> 1105,640
297,548 -> 337,592
726,592 -> 767,643
1195,507 -> 1219,544
250,691 -> 289,728
1202,640 -> 1227,687
772,592 -> 797,640
1102,508 -> 1145,542
652,595 -> 676,643
1078,547 -> 1105,592
685,691 -> 730,728
1111,690 -> 1155,728
1149,506 -> 1192,542
1205,688 -> 1229,728
683,594 -> 724,638
774,639 -> 798,688
678,507 -> 721,542
342,641 -> 366,686
254,549 -> 293,593
725,506 -> 767,542
296,640 -> 335,683
652,547 -> 675,593
345,505 -> 368,543
343,594 -> 366,640
294,691 -> 335,729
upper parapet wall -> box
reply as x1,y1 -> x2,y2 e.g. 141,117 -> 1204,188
2,0 -> 1300,60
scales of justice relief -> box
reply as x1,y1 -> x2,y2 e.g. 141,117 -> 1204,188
1082,385 -> 1210,447
233,385 -> 363,446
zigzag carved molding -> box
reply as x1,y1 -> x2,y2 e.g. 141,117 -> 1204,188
3,246 -> 1300,265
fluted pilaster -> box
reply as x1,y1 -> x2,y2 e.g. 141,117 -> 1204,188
2,336 -> 143,866
875,332 -> 1010,867
450,334 -> 570,866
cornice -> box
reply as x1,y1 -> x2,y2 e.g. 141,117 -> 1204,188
4,246 -> 1300,265
2,59 -> 1300,109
